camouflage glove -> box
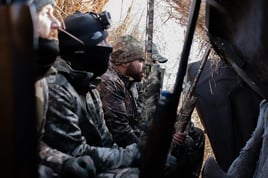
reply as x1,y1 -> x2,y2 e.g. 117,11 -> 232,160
61,155 -> 96,178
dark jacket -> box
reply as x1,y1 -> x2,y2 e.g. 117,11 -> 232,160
43,58 -> 140,172
97,64 -> 141,147
187,59 -> 262,171
36,70 -> 74,174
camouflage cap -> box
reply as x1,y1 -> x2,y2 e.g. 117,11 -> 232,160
110,35 -> 145,65
151,43 -> 168,63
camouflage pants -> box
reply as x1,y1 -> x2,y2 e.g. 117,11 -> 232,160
171,126 -> 205,178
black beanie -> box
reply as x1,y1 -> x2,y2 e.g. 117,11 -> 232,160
31,0 -> 55,11
58,11 -> 108,55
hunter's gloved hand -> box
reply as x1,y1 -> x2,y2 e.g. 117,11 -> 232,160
61,155 -> 96,178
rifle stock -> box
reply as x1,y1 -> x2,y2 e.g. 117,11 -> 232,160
139,0 -> 201,177
175,45 -> 211,133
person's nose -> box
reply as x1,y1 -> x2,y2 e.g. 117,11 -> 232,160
51,16 -> 61,30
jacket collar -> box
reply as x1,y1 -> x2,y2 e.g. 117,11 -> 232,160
54,57 -> 101,92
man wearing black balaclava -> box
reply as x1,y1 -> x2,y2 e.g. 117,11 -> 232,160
58,11 -> 113,78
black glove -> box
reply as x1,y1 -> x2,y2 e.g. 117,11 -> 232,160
61,155 -> 96,178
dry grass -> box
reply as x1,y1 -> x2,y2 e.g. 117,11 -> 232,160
52,0 -> 109,38
165,0 -> 207,41
108,1 -> 135,43
53,0 -> 208,43
108,1 -> 145,43
54,0 -> 108,20
54,0 -> 142,43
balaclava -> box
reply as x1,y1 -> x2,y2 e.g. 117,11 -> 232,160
31,0 -> 59,81
58,11 -> 113,77
34,38 -> 59,81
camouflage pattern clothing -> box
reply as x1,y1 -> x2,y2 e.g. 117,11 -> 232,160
42,58 -> 141,175
171,121 -> 205,178
35,69 -> 74,177
110,35 -> 145,65
36,77 -> 50,135
136,63 -> 164,136
97,64 -> 142,148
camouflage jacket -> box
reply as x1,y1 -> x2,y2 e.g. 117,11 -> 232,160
97,64 -> 142,148
36,68 -> 72,174
43,58 -> 140,172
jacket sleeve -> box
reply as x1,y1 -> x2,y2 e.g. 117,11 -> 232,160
44,81 -> 140,172
72,142 -> 141,172
39,141 -> 72,173
97,79 -> 140,147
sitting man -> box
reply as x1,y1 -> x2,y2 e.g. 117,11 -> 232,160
97,35 -> 146,147
97,36 -> 168,147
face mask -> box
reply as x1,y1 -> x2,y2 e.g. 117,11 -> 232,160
34,38 -> 59,81
68,46 -> 113,76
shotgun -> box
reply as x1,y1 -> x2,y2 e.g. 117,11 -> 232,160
139,0 -> 202,177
